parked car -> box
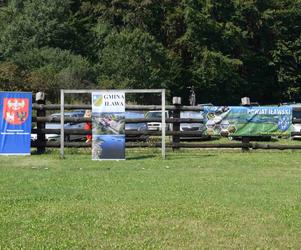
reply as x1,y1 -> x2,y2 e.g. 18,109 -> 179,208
125,111 -> 148,141
291,104 -> 301,140
30,132 -> 37,141
31,111 -> 86,142
180,111 -> 204,131
145,111 -> 171,131
180,111 -> 207,140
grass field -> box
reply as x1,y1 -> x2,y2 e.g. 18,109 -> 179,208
1,149 -> 301,249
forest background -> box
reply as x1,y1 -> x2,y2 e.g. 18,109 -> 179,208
0,0 -> 300,104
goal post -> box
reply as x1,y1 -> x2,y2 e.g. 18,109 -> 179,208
60,89 -> 166,159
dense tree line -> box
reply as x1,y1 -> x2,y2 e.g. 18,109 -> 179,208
0,0 -> 300,104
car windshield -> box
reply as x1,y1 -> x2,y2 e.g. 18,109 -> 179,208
125,112 -> 146,129
125,112 -> 144,119
146,112 -> 168,118
49,113 -> 79,124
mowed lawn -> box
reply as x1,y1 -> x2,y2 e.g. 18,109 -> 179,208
1,150 -> 301,249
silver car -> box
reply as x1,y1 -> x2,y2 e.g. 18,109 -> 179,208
125,111 -> 148,141
180,111 -> 206,140
292,104 -> 301,139
180,111 -> 205,131
146,111 -> 171,131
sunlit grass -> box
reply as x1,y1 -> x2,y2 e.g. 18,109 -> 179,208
1,149 -> 301,249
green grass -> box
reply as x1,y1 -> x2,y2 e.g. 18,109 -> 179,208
1,149 -> 301,249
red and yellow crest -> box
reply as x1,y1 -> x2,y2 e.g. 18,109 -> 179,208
3,98 -> 29,125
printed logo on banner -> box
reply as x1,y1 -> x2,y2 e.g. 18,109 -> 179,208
3,98 -> 29,125
92,92 -> 125,113
278,115 -> 290,131
93,94 -> 103,107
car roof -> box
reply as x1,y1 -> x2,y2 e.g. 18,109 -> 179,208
290,104 -> 301,107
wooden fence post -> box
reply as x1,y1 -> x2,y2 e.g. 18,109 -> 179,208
242,137 -> 250,152
240,97 -> 251,152
36,92 -> 46,154
172,97 -> 181,150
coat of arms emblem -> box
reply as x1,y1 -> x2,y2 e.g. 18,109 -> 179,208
3,98 -> 29,125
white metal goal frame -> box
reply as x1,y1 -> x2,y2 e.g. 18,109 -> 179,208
60,89 -> 166,159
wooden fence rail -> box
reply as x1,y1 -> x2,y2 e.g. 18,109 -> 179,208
30,141 -> 301,150
293,118 -> 301,124
32,117 -> 204,123
31,128 -> 208,137
32,104 -> 204,111
31,93 -> 301,153
31,128 -> 301,137
31,103 -> 301,113
32,116 -> 301,125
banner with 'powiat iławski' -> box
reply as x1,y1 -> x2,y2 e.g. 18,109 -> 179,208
92,91 -> 125,160
203,106 -> 292,137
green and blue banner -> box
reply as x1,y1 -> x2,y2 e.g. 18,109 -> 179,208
203,106 -> 292,137
92,91 -> 125,160
0,92 -> 32,155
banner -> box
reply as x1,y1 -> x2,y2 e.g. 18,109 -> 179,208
204,106 -> 292,137
0,92 -> 32,155
92,91 -> 125,160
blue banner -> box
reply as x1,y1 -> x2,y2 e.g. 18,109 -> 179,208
0,92 -> 32,155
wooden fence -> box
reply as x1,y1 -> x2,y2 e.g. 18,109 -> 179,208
31,94 -> 301,153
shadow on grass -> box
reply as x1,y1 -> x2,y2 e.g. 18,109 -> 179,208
127,154 -> 157,160
170,153 -> 216,159
31,150 -> 54,155
31,148 -> 91,155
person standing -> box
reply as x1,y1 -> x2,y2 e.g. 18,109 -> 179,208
84,110 -> 92,143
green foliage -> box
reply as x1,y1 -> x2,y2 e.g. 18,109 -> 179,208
0,0 -> 300,104
264,0 -> 301,102
0,0 -> 75,57
190,49 -> 244,104
98,29 -> 180,91
10,47 -> 90,101
0,61 -> 23,91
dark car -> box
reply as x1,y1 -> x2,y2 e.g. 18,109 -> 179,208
125,111 -> 148,141
48,112 -> 87,141
31,111 -> 86,142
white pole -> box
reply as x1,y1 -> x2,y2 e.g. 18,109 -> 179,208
161,89 -> 166,159
60,90 -> 65,159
